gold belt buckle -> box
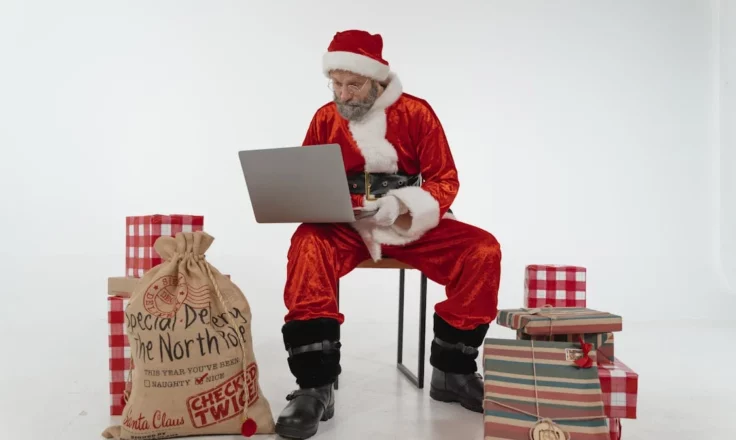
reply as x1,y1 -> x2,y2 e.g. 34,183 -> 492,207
364,171 -> 376,201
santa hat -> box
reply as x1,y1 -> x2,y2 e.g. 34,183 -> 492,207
322,30 -> 390,82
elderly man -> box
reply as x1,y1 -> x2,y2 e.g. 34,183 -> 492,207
275,29 -> 502,439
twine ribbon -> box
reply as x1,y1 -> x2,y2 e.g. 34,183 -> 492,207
485,339 -> 606,440
521,305 -> 558,336
520,306 -> 595,368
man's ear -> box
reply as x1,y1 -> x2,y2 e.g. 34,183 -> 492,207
374,80 -> 385,94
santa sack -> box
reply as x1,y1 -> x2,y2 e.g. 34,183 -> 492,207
102,231 -> 275,439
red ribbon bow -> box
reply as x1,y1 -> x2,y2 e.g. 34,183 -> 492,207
574,337 -> 593,369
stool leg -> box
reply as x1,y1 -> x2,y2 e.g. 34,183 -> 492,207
334,281 -> 340,391
396,269 -> 426,389
418,273 -> 427,388
397,268 -> 405,366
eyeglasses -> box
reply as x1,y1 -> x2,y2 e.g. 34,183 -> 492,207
327,78 -> 369,95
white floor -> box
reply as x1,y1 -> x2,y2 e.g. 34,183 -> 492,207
0,256 -> 734,439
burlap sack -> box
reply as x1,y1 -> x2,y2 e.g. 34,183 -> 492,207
103,231 -> 275,439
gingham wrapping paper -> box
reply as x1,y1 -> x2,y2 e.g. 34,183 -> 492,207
108,295 -> 130,416
608,418 -> 622,440
525,264 -> 587,308
125,214 -> 204,277
598,354 -> 638,419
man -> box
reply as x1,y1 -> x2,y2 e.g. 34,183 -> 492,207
275,29 -> 502,439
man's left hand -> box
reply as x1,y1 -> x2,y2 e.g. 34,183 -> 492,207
371,195 -> 404,227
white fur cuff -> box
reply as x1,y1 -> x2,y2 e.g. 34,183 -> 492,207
385,186 -> 441,239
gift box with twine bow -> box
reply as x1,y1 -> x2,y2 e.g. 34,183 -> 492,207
483,337 -> 610,440
497,306 -> 623,336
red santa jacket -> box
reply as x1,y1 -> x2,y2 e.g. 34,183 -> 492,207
301,73 -> 459,260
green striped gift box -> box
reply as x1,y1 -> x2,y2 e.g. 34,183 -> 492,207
516,331 -> 615,363
483,338 -> 609,440
497,307 -> 622,336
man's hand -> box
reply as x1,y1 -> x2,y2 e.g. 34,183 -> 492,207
370,195 -> 405,227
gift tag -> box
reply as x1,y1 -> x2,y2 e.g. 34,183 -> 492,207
565,348 -> 583,362
530,419 -> 569,440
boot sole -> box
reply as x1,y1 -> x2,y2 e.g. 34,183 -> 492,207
429,386 -> 483,414
275,405 -> 335,439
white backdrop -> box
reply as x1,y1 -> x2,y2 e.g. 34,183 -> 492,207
0,0 -> 732,331
720,0 -> 736,293
2,2 -> 736,439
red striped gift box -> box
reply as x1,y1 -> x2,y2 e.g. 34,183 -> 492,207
497,307 -> 623,336
483,338 -> 610,439
525,264 -> 587,308
125,214 -> 204,277
598,354 -> 638,419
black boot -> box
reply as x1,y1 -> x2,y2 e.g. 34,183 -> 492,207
276,318 -> 340,439
428,313 -> 488,414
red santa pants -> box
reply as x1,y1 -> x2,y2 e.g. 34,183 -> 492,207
283,218 -> 501,331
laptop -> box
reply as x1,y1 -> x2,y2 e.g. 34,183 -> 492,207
238,144 -> 376,223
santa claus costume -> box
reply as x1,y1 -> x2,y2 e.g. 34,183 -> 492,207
276,29 -> 502,439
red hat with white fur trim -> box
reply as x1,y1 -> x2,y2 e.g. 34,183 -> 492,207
322,30 -> 390,81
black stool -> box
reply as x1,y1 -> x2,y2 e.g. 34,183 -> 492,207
335,258 -> 428,390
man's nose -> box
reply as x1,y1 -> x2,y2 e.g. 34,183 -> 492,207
339,89 -> 351,101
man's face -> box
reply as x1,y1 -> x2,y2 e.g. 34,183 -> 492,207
329,70 -> 379,122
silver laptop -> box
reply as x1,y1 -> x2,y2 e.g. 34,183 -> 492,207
238,144 -> 375,223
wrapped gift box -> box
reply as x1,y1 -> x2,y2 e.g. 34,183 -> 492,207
598,353 -> 639,419
608,418 -> 622,440
524,264 -> 586,308
108,276 -> 140,299
497,307 -> 622,336
516,330 -> 615,363
125,214 -> 204,277
107,277 -> 140,415
599,332 -> 615,362
108,294 -> 131,416
483,338 -> 610,439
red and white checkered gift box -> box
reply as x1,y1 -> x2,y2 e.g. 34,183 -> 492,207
608,418 -> 622,440
108,295 -> 131,416
599,354 -> 638,419
524,264 -> 587,308
126,214 -> 204,277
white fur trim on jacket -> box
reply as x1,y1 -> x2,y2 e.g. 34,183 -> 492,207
346,73 -> 403,173
323,51 -> 390,81
351,220 -> 383,262
370,187 -> 441,246
343,73 -> 445,260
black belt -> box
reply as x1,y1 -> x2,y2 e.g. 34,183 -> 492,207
347,172 -> 420,200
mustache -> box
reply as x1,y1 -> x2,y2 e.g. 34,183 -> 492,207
334,96 -> 363,105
